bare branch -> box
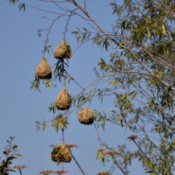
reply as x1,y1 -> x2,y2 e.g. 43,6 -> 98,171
71,152 -> 86,175
27,3 -> 61,15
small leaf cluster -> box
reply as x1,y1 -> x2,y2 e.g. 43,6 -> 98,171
8,0 -> 25,11
0,137 -> 24,175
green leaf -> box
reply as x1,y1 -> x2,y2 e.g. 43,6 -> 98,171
30,76 -> 40,92
19,3 -> 25,11
52,114 -> 68,132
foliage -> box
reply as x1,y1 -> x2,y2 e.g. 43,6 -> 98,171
8,0 -> 25,11
0,137 -> 26,175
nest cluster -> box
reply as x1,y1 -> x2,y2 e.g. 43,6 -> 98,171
35,39 -> 71,80
34,40 -> 96,166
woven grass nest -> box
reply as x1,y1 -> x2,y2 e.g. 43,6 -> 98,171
55,86 -> 72,110
97,172 -> 110,175
51,143 -> 72,163
54,40 -> 71,59
35,56 -> 52,79
78,107 -> 95,125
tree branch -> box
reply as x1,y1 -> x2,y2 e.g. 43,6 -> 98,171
71,152 -> 86,175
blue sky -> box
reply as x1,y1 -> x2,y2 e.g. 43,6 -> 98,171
0,1 -> 143,175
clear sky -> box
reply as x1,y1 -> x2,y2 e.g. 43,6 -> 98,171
0,1 -> 143,175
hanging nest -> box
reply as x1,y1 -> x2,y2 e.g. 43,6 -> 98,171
54,40 -> 71,59
35,56 -> 52,79
55,86 -> 72,110
51,143 -> 72,163
78,107 -> 95,125
97,172 -> 110,175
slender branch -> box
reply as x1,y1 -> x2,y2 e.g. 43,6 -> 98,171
71,152 -> 86,175
63,10 -> 75,39
112,158 -> 128,175
94,124 -> 106,145
70,0 -> 111,38
139,62 -> 175,91
68,74 -> 84,89
62,129 -> 64,142
39,0 -> 68,2
51,0 -> 68,11
129,78 -> 152,100
132,139 -> 157,174
43,10 -> 70,54
18,168 -> 23,175
139,45 -> 175,70
111,69 -> 174,90
83,0 -> 86,9
111,33 -> 175,70
27,3 -> 61,15
114,44 -> 175,91
71,11 -> 92,21
142,127 -> 158,149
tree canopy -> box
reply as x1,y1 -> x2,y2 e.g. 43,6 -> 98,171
1,0 -> 175,175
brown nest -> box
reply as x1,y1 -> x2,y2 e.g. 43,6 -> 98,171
35,56 -> 52,79
55,86 -> 72,110
78,107 -> 95,125
51,143 -> 72,163
97,172 -> 110,175
54,40 -> 71,59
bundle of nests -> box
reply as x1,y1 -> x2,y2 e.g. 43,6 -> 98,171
55,86 -> 72,110
51,143 -> 72,163
54,40 -> 71,59
35,56 -> 52,79
78,107 -> 95,125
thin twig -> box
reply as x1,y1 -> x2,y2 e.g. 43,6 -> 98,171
27,3 -> 60,15
18,168 -> 23,175
51,0 -> 67,11
71,152 -> 86,175
83,0 -> 86,9
63,10 -> 75,39
112,158 -> 128,175
62,129 -> 64,142
142,127 -> 158,149
43,10 -> 70,54
70,0 -> 111,37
